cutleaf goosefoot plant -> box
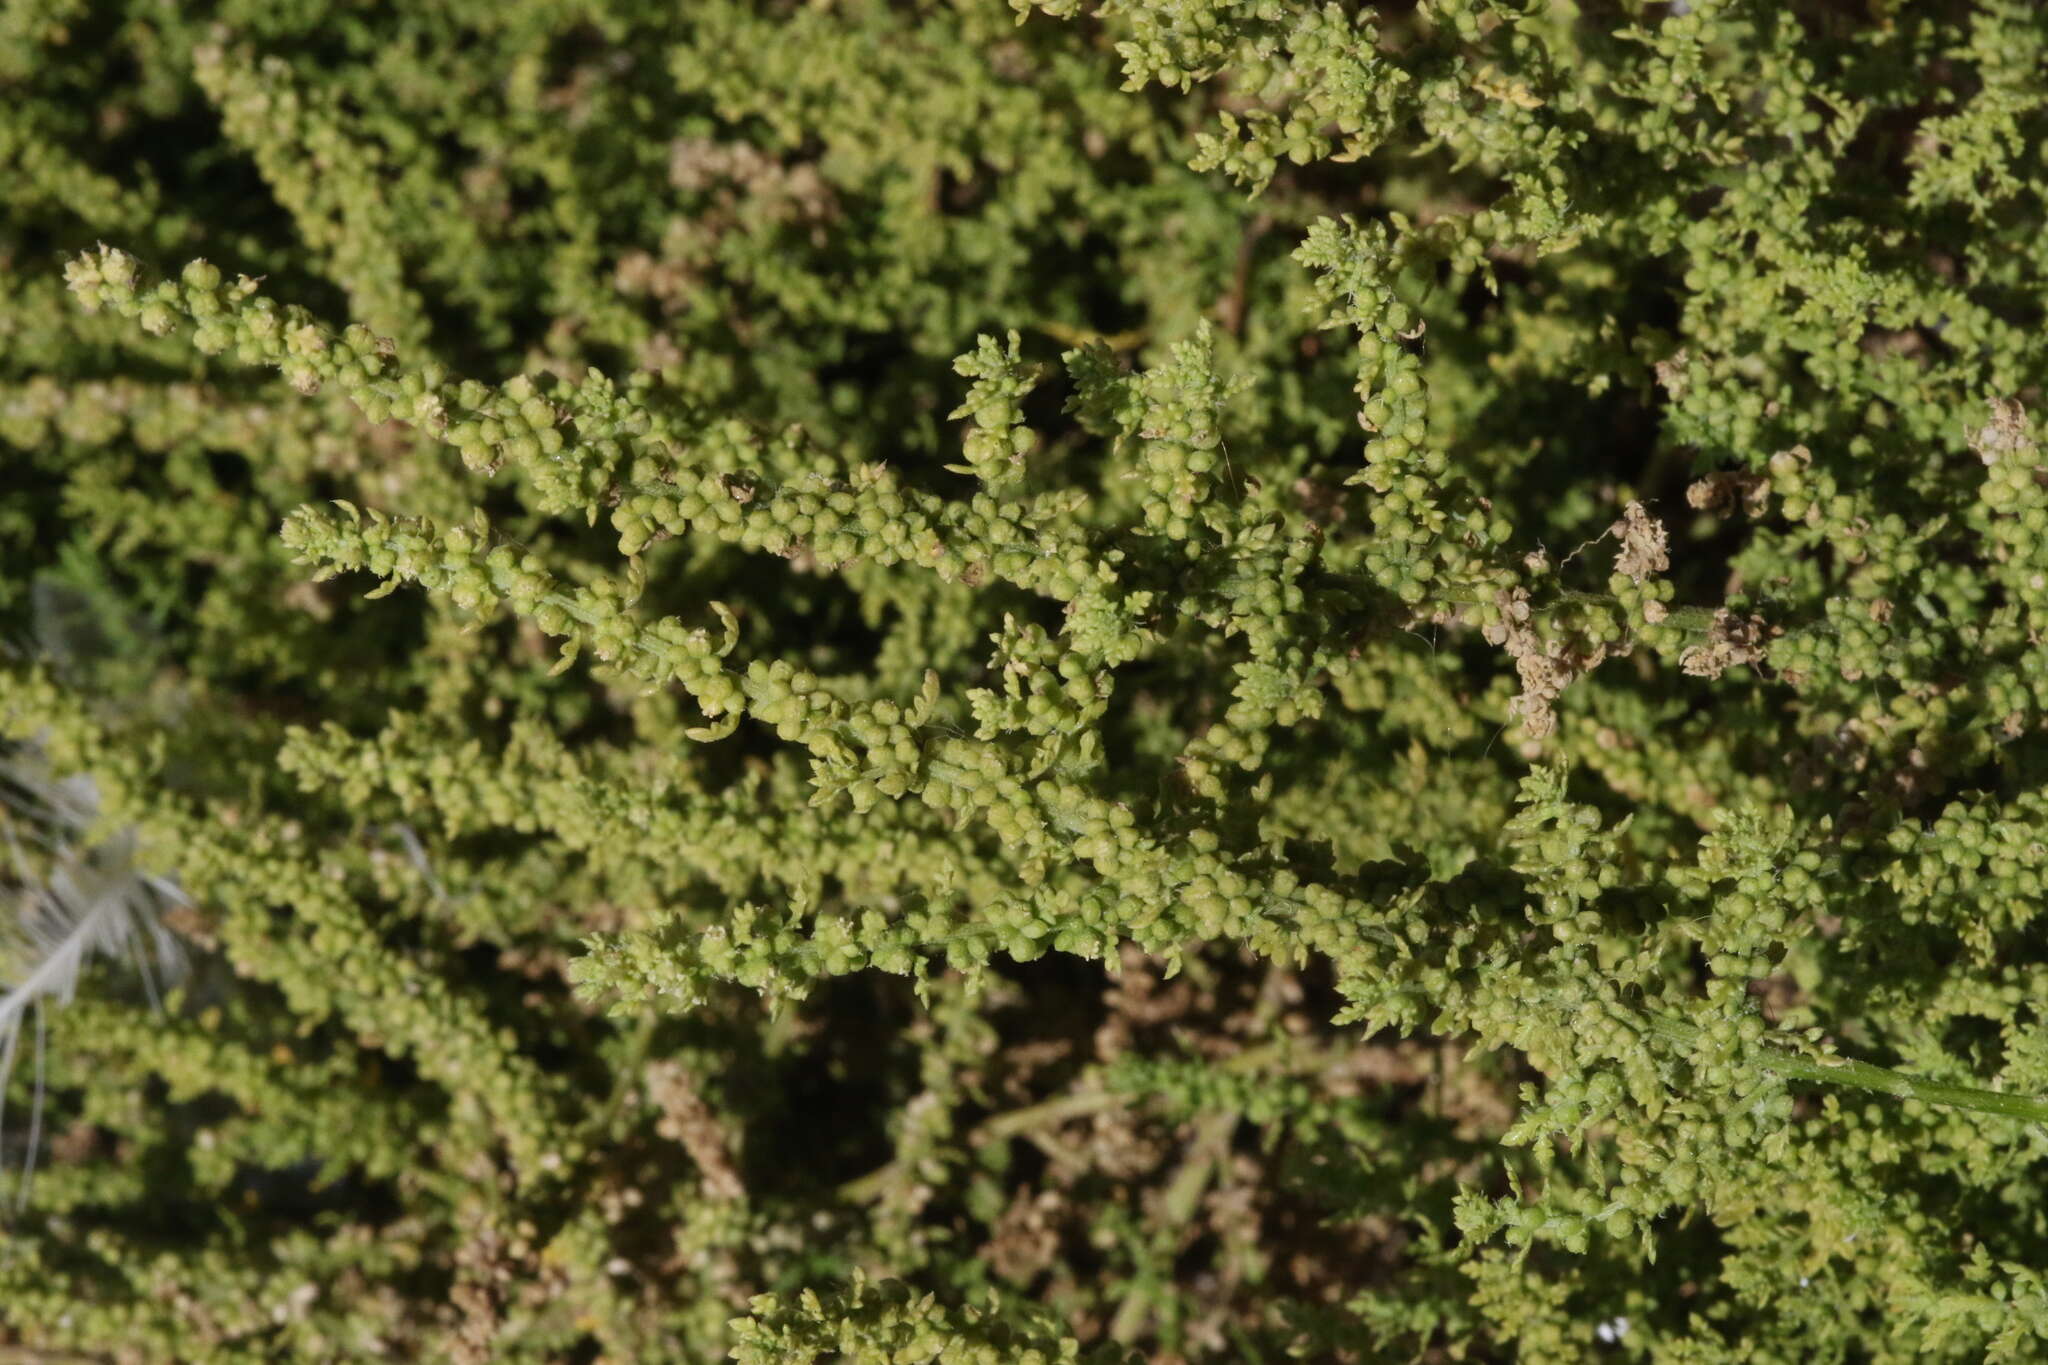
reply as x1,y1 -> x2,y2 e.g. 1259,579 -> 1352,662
8,1 -> 2048,1360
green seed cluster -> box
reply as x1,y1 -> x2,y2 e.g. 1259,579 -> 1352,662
729,1271 -> 1136,1365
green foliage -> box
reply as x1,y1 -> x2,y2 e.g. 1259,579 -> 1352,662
728,1271 -> 1138,1365
4,0 -> 2048,1360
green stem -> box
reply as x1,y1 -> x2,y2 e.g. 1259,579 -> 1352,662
836,1041 -> 1300,1203
1646,1015 -> 2048,1123
587,1014 -> 660,1142
974,1088 -> 1127,1145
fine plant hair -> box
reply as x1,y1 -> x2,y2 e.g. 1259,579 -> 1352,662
5,1 -> 2048,1361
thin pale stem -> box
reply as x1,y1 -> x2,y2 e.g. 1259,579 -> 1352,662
1646,1014 -> 2048,1124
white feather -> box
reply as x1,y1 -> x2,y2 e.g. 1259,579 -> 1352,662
0,753 -> 187,1209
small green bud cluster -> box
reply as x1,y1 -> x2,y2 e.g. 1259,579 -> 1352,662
280,500 -> 748,730
192,44 -> 429,347
1972,399 -> 2048,623
947,330 -> 1041,494
1669,806 -> 1824,999
1503,767 -> 1628,938
729,1270 -> 1136,1365
1124,324 -> 1243,543
967,615 -> 1111,744
1296,218 -> 1516,609
1881,790 -> 2048,944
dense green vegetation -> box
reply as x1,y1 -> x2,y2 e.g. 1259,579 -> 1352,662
4,1 -> 2048,1359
